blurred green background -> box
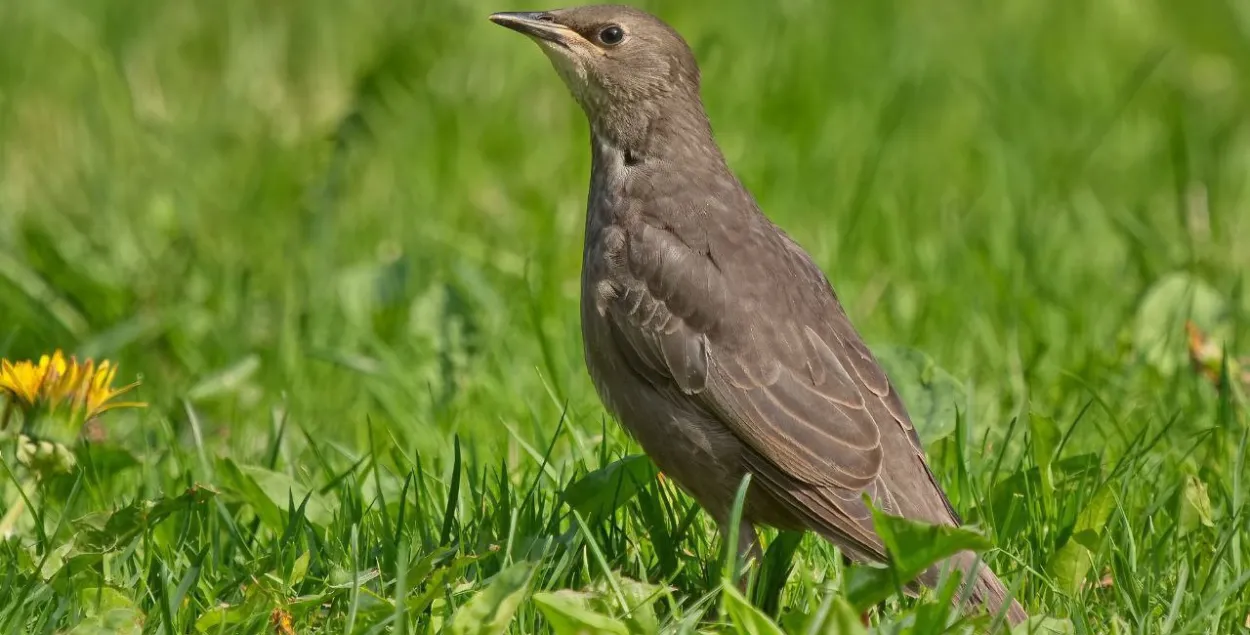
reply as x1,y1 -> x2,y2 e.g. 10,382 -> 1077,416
0,0 -> 1248,630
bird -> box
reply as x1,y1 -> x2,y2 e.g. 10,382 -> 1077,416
489,4 -> 1029,626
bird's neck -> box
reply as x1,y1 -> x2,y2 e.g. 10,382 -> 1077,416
588,95 -> 727,170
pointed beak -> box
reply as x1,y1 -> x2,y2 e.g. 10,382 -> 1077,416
488,12 -> 576,47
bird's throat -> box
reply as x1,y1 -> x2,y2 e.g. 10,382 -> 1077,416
587,95 -> 724,170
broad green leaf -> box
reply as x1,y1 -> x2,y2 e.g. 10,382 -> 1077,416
1133,272 -> 1230,373
721,582 -> 785,635
240,464 -> 336,526
589,575 -> 663,634
1179,474 -> 1215,535
1011,615 -> 1075,635
78,587 -> 135,617
65,608 -> 144,635
785,595 -> 866,635
1029,413 -> 1061,495
871,503 -> 994,583
195,580 -> 273,631
194,604 -> 251,632
533,590 -> 630,635
1072,486 -> 1116,538
778,609 -> 809,633
289,552 -> 310,586
406,552 -> 481,615
405,567 -> 453,616
217,458 -> 283,530
288,593 -> 331,613
36,542 -> 73,580
217,459 -> 335,529
329,566 -> 382,589
845,562 -> 896,611
562,455 -> 658,520
1046,541 -> 1095,596
74,485 -> 217,552
847,501 -> 997,616
448,561 -> 535,635
874,346 -> 966,444
1046,486 -> 1114,593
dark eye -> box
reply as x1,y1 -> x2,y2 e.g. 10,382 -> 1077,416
598,25 -> 624,45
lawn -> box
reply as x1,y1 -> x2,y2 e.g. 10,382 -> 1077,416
0,0 -> 1247,633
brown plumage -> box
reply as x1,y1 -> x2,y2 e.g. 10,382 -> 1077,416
490,4 -> 1028,626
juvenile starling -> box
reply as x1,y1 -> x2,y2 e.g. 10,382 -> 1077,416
490,4 -> 1028,625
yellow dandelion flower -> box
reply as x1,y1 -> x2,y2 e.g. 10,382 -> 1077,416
0,354 -> 53,407
42,352 -> 83,408
84,360 -> 144,419
0,350 -> 145,426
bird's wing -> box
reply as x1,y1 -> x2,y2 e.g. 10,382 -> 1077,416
603,217 -> 892,487
597,215 -> 954,556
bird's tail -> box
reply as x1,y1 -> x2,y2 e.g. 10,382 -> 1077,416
938,551 -> 1028,627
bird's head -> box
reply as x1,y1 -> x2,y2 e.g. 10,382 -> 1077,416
489,5 -> 702,125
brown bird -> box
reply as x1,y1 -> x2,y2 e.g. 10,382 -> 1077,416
490,4 -> 1028,626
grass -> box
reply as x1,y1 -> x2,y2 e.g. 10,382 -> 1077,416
0,0 -> 1248,632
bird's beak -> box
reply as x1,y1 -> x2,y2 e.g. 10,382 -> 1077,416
488,12 -> 577,47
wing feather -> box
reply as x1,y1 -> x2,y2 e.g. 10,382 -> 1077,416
603,219 -> 886,489
596,211 -> 957,559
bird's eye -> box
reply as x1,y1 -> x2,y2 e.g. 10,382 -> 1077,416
597,25 -> 625,46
